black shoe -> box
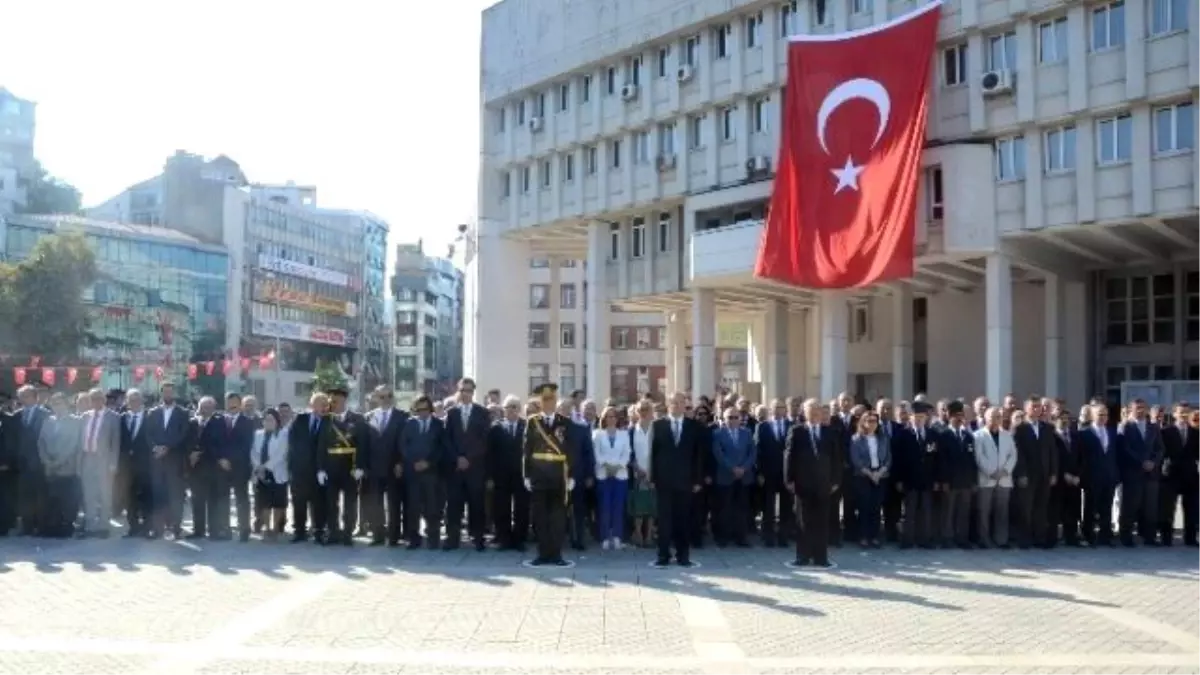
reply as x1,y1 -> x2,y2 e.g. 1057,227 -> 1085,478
570,541 -> 585,551
369,538 -> 385,547
553,558 -> 571,567
210,532 -> 232,541
185,532 -> 206,541
123,530 -> 142,539
342,537 -> 353,547
441,541 -> 460,551
474,539 -> 486,552
899,543 -> 913,550
529,557 -> 549,566
790,558 -> 811,567
145,530 -> 161,540
762,537 -> 776,548
676,559 -> 697,568
513,543 -> 526,553
652,558 -> 670,569
290,532 -> 308,543
386,539 -> 401,547
813,560 -> 835,569
407,541 -> 423,551
238,531 -> 251,543
1186,540 -> 1199,547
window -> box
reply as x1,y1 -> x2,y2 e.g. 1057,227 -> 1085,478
585,145 -> 598,174
613,328 -> 629,349
1187,271 -> 1199,341
1044,125 -> 1077,172
528,323 -> 550,348
714,24 -> 731,58
751,97 -> 766,133
658,122 -> 676,155
1092,1 -> 1125,51
813,0 -> 829,25
849,305 -> 871,342
780,0 -> 797,36
657,213 -> 671,252
851,0 -> 872,14
560,363 -> 577,392
529,284 -> 550,309
606,67 -> 617,95
631,217 -> 646,258
943,44 -> 967,86
994,136 -> 1026,180
1038,17 -> 1068,64
687,114 -> 705,149
656,327 -> 668,349
635,131 -> 651,164
500,171 -> 511,198
609,139 -> 622,169
558,83 -> 569,112
636,328 -> 653,348
497,108 -> 506,133
530,258 -> 550,268
534,92 -> 546,117
1097,114 -> 1132,164
517,100 -> 526,125
609,223 -> 620,260
528,364 -> 550,395
562,153 -> 575,182
521,165 -> 531,193
746,13 -> 763,48
1105,274 -> 1175,345
987,31 -> 1017,71
540,159 -> 551,188
720,107 -> 735,142
628,55 -> 642,87
657,46 -> 671,77
1154,103 -> 1195,153
581,75 -> 592,103
685,35 -> 701,67
561,283 -> 577,309
1152,0 -> 1188,34
561,323 -> 577,348
925,166 -> 944,220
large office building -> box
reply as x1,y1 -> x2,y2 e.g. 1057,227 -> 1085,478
467,0 -> 1199,408
0,87 -> 36,215
1,214 -> 233,397
392,240 -> 464,403
88,152 -> 390,408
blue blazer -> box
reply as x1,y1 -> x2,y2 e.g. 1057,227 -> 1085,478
1117,420 -> 1166,480
712,425 -> 756,486
1080,424 -> 1119,487
566,420 -> 595,484
753,418 -> 791,484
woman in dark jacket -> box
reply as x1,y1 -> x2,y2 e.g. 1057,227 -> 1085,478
849,410 -> 891,548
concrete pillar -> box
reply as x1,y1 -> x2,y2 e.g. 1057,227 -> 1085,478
787,310 -> 807,398
548,258 -> 563,387
985,253 -> 1013,403
691,288 -> 717,398
585,224 -> 611,399
666,311 -> 689,394
763,300 -> 789,403
806,307 -> 822,397
891,285 -> 914,402
467,225 -> 530,397
818,291 -> 849,402
1044,273 -> 1063,399
1063,280 -> 1088,408
747,314 -> 766,386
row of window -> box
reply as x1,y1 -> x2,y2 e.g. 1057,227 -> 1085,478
530,283 -> 580,310
526,323 -> 670,350
993,102 -> 1194,181
606,214 -> 674,260
530,258 -> 579,269
528,363 -> 581,398
941,0 -> 1186,88
1103,271 -> 1200,346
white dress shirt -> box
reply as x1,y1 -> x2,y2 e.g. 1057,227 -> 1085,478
866,435 -> 880,470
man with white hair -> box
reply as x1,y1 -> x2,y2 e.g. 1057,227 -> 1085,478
13,384 -> 49,535
487,395 -> 529,551
120,389 -> 153,538
78,387 -> 121,537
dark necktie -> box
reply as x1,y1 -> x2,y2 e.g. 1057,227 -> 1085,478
310,417 -> 319,435
259,432 -> 271,467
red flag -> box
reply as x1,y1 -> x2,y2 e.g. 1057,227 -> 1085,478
66,368 -> 78,385
155,366 -> 165,381
133,366 -> 146,381
755,2 -> 941,289
240,357 -> 251,372
91,366 -> 103,383
13,368 -> 25,386
187,363 -> 198,380
221,359 -> 233,376
204,361 -> 215,376
41,368 -> 55,386
258,354 -> 272,369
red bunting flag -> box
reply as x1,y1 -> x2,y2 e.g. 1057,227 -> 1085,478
154,366 -> 165,381
205,361 -> 215,376
41,368 -> 55,386
133,366 -> 146,381
13,368 -> 25,386
259,354 -> 272,369
755,1 -> 941,289
187,364 -> 198,380
240,357 -> 251,371
91,366 -> 103,383
221,359 -> 233,376
66,368 -> 78,385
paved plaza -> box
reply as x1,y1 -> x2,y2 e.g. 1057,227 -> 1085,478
0,535 -> 1196,675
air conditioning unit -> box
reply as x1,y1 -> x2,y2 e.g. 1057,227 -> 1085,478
528,116 -> 544,132
745,155 -> 771,173
981,69 -> 1014,97
620,83 -> 639,101
656,154 -> 677,172
676,64 -> 695,83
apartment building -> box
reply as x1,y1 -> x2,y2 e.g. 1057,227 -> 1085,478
467,0 -> 1198,408
392,240 -> 464,403
0,87 -> 35,214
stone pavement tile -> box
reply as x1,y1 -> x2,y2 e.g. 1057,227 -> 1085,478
0,654 -> 153,675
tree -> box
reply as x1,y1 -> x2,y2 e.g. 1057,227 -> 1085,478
311,358 -> 349,394
1,233 -> 98,362
15,160 -> 82,215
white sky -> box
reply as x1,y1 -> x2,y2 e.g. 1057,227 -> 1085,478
3,0 -> 496,258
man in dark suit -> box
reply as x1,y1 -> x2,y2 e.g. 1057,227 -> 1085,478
556,398 -> 596,551
937,401 -> 977,549
443,377 -> 492,551
713,407 -> 755,548
364,386 -> 407,546
187,396 -> 225,540
288,392 -> 329,543
144,381 -> 191,539
402,394 -> 445,550
487,395 -> 529,551
1051,409 -> 1085,546
1012,396 -> 1059,548
785,399 -> 841,568
120,389 -> 153,538
13,385 -> 49,535
0,400 -> 16,535
1160,403 -> 1198,546
650,391 -> 704,568
754,399 -> 793,548
893,401 -> 939,549
210,392 -> 257,541
1080,403 -> 1120,546
829,393 -> 857,546
877,398 -> 904,542
1117,398 -> 1167,546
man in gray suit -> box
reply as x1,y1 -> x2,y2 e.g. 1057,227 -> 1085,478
78,388 -> 121,537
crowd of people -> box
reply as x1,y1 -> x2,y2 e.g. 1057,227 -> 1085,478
0,376 -> 1196,570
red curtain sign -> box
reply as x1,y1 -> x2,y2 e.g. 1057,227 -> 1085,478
755,1 -> 941,289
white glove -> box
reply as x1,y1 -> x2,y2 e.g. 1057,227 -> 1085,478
352,469 -> 364,480
567,479 -> 576,491
523,478 -> 532,491
317,471 -> 328,486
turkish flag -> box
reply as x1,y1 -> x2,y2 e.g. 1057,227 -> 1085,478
221,359 -> 233,376
66,368 -> 78,385
204,361 -> 215,376
41,368 -> 55,386
133,366 -> 146,381
240,357 -> 251,372
13,368 -> 25,386
91,366 -> 103,383
755,1 -> 941,289
187,363 -> 198,380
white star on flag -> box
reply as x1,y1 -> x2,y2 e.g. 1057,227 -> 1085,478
830,156 -> 864,194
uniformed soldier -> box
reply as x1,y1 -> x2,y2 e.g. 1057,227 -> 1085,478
523,383 -> 574,567
317,386 -> 369,546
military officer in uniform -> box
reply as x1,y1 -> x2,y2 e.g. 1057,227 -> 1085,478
523,383 -> 574,567
318,387 -> 369,546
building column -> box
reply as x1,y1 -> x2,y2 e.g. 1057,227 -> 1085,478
467,225 -> 530,397
787,310 -> 807,398
818,291 -> 849,402
691,288 -> 717,398
548,258 -> 563,388
985,253 -> 1013,403
746,315 -> 766,387
1043,273 -> 1063,399
891,285 -> 914,402
585,224 -> 611,399
666,310 -> 689,394
763,299 -> 789,403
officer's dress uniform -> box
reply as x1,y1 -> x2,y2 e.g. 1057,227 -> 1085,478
320,411 -> 369,545
524,411 -> 573,566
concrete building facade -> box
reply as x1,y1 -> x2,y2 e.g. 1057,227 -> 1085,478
468,0 -> 1199,409
0,87 -> 36,215
392,240 -> 465,405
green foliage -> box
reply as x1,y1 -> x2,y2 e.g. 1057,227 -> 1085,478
0,232 -> 98,362
311,358 -> 349,394
15,160 -> 82,215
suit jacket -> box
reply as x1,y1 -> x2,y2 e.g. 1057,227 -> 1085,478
753,418 -> 791,485
784,423 -> 840,495
367,406 -> 407,477
38,415 -> 82,477
216,413 -> 257,474
565,420 -> 595,484
0,411 -> 18,469
444,402 -> 491,471
937,424 -> 977,490
191,414 -> 227,468
1012,420 -> 1059,483
711,425 -> 755,486
649,416 -> 704,492
1055,428 -> 1084,481
15,405 -> 49,471
1163,424 -> 1198,486
849,432 -> 892,477
400,415 -> 445,471
288,411 -> 323,483
973,426 -> 1018,488
1117,419 -> 1166,480
893,425 -> 939,491
486,418 -> 525,484
145,403 -> 190,462
120,409 -> 153,472
78,408 -> 121,470
1079,424 -> 1120,488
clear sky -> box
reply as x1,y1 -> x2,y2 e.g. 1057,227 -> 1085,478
3,0 -> 495,259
